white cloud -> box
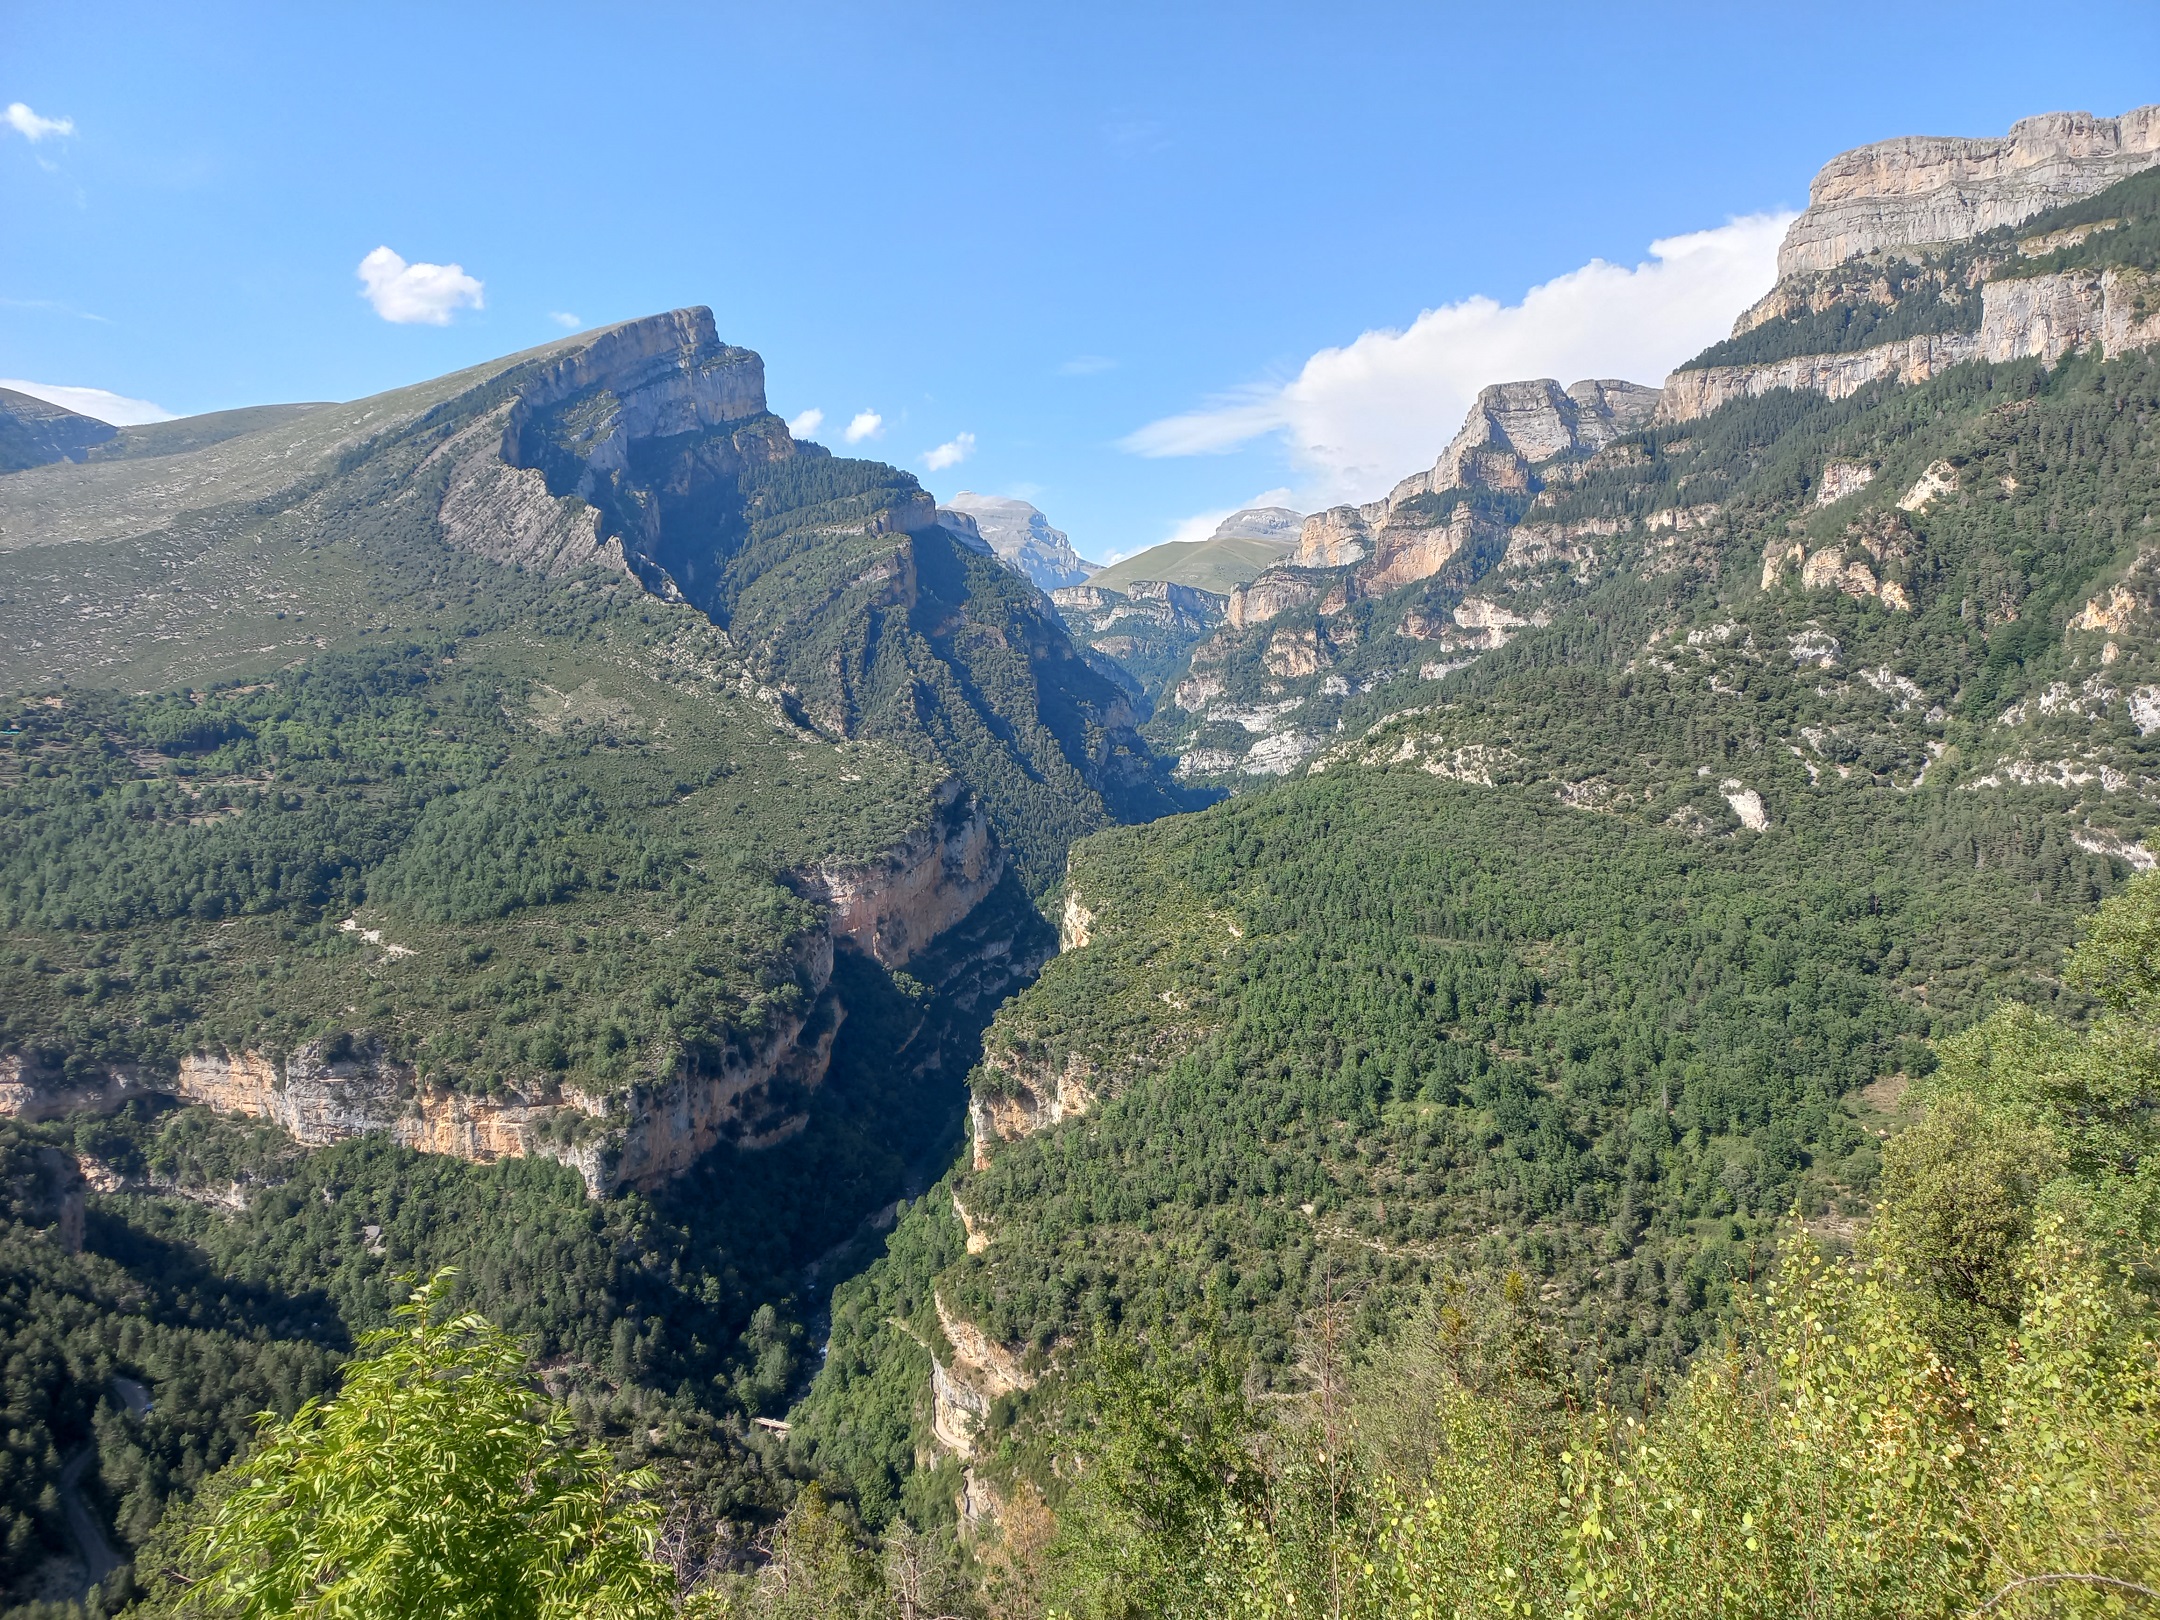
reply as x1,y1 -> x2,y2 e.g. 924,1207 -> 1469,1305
356,246 -> 485,326
1122,212 -> 1792,506
5,103 -> 73,142
547,310 -> 581,329
788,407 -> 825,438
0,379 -> 174,425
844,410 -> 883,444
922,431 -> 976,471
1059,355 -> 1118,376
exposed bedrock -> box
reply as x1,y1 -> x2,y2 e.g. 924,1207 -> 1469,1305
1778,105 -> 2160,277
0,789 -> 1008,1195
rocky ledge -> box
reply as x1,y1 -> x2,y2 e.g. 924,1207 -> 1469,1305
1,786 -> 1007,1196
1778,105 -> 2160,277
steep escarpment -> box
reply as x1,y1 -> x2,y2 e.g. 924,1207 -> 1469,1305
0,760 -> 1008,1191
1776,105 -> 2160,276
0,311 -> 1180,1201
1661,125 -> 2160,424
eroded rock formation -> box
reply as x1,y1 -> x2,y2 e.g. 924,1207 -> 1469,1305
1778,106 -> 2160,277
0,789 -> 1009,1195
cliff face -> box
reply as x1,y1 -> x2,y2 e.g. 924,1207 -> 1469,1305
1283,378 -> 1660,599
1778,106 -> 2160,276
928,1289 -> 1033,1458
1658,265 -> 2160,423
1658,331 -> 1985,422
794,781 -> 1003,968
0,790 -> 1008,1194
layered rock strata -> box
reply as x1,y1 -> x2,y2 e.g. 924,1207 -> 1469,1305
1778,106 -> 2160,277
1,790 -> 1006,1194
928,1290 -> 1034,1458
1660,264 -> 2160,423
1267,378 -> 1660,607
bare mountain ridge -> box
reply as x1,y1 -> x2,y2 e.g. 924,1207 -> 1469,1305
937,491 -> 1098,590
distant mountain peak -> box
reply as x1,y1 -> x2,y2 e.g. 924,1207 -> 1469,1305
0,385 -> 118,473
940,492 -> 1098,590
1210,506 -> 1305,543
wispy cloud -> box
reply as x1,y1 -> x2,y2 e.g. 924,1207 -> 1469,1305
356,246 -> 484,326
1122,213 -> 1792,506
1102,115 -> 1168,157
922,431 -> 976,472
547,310 -> 581,330
0,296 -> 111,324
1059,355 -> 1117,376
788,407 -> 825,439
4,103 -> 73,143
0,379 -> 173,424
844,410 -> 883,444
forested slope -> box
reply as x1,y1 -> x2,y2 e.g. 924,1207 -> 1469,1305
0,313 -> 1171,1605
797,335 -> 2160,1550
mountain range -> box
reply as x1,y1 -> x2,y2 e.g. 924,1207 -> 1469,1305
3,100 -> 2158,1618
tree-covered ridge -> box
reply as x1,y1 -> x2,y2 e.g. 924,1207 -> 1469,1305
0,587 -> 948,1101
793,764 -> 2122,1521
1150,346 -> 2160,861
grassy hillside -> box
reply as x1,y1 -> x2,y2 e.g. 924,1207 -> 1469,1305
1091,533 -> 1293,595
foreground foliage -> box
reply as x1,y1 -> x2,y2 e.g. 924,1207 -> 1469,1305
136,1271 -> 675,1619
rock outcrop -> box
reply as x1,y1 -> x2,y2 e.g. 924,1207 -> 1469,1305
1285,378 -> 1660,596
970,1052 -> 1096,1171
793,781 -> 1002,968
1979,265 -> 2160,365
1658,330 -> 1985,422
928,1290 -> 1033,1458
1777,106 -> 2160,277
940,493 -> 1098,590
1,789 -> 1010,1194
1659,264 -> 2160,424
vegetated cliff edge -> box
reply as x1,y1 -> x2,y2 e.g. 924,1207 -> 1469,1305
1659,107 -> 2160,423
0,781 -> 1003,1194
0,309 -> 1180,1192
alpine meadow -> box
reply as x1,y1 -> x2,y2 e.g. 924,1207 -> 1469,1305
2,34 -> 2159,1620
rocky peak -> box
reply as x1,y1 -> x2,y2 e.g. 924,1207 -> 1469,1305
1778,104 -> 2160,276
0,385 -> 118,473
1211,506 -> 1306,543
1291,377 -> 1658,582
941,492 -> 1099,590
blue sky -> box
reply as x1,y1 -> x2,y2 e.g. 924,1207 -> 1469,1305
5,2 -> 2157,562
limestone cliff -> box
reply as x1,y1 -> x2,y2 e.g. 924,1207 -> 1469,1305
1282,378 -> 1659,602
928,1290 -> 1034,1458
0,790 -> 1009,1194
792,780 -> 1003,968
1658,331 -> 1984,422
1659,264 -> 2160,424
1777,106 -> 2160,277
